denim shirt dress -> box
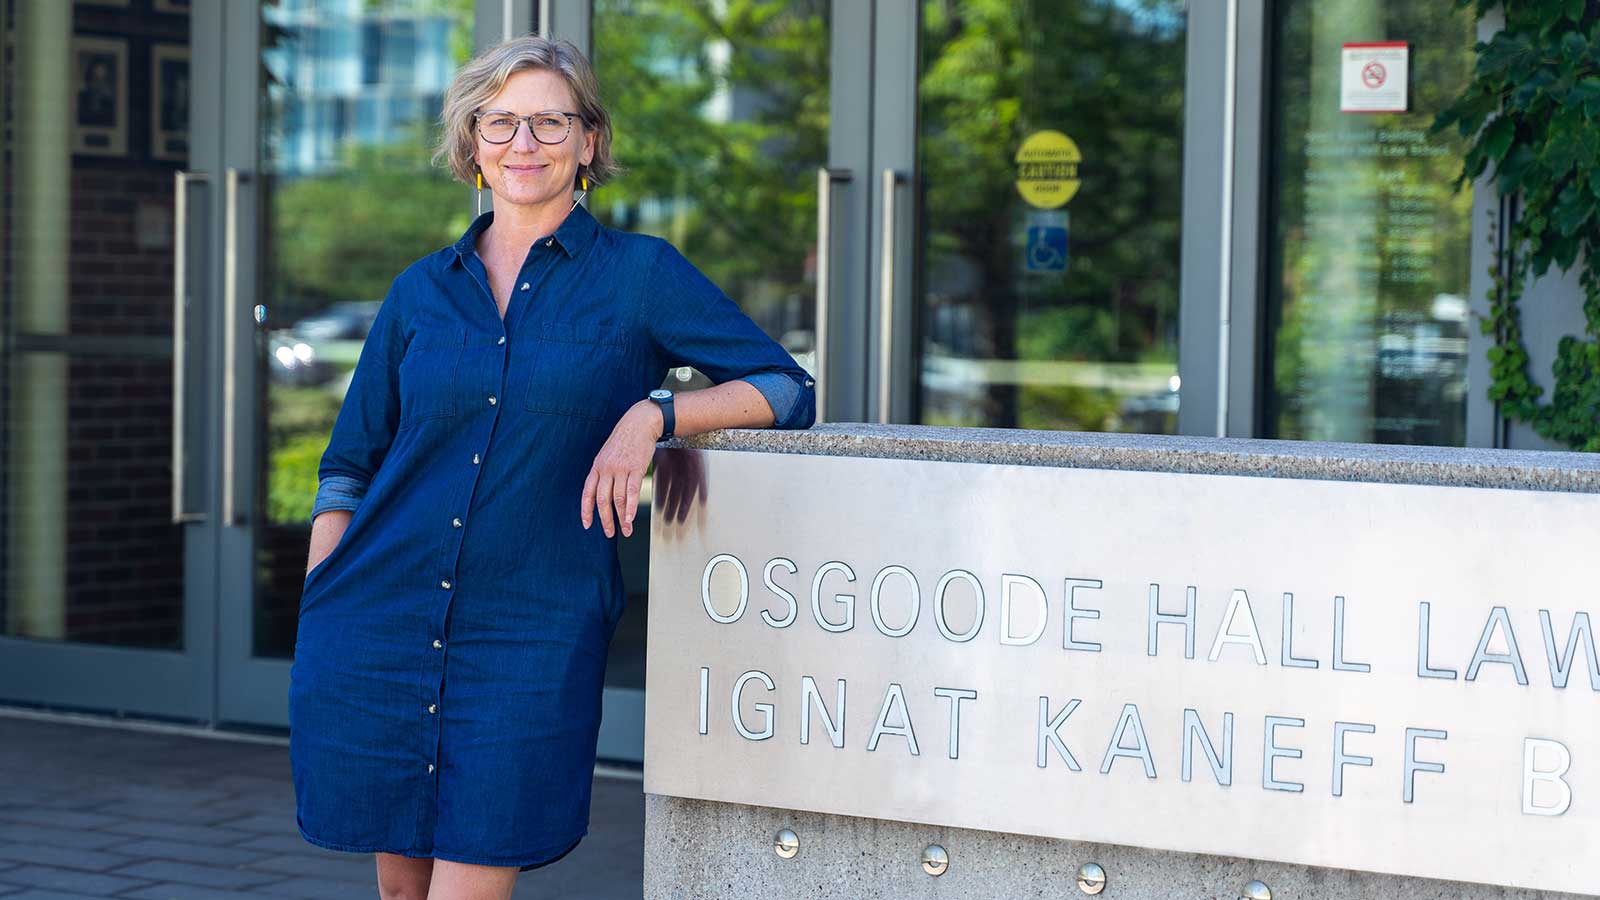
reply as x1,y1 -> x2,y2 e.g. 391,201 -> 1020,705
288,202 -> 816,869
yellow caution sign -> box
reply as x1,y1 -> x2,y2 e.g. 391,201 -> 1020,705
1014,130 -> 1081,209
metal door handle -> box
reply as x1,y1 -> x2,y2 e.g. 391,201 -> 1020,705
814,167 -> 852,424
878,168 -> 904,424
222,167 -> 248,526
172,171 -> 209,524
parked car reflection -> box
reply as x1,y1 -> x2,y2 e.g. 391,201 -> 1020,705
268,300 -> 379,388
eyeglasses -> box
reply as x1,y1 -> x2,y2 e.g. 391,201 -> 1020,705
473,109 -> 585,145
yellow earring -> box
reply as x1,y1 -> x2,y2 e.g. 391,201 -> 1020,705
476,171 -> 483,190
581,175 -> 588,191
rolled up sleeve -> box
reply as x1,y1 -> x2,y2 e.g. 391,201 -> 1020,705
310,280 -> 408,524
640,239 -> 816,430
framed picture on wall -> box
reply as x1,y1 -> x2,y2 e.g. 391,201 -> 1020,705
151,44 -> 189,162
70,36 -> 128,157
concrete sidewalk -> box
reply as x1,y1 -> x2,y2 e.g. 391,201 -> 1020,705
0,711 -> 643,899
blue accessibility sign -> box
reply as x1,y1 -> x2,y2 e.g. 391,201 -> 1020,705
1025,224 -> 1068,272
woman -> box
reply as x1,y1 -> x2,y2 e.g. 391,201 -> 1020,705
289,34 -> 815,900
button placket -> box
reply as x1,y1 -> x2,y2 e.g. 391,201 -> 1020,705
427,347 -> 506,786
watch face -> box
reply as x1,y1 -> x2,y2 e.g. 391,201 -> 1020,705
649,389 -> 672,400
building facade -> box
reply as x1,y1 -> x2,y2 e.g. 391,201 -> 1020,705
0,0 -> 1580,763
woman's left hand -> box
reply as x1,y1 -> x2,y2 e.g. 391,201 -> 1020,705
582,400 -> 662,538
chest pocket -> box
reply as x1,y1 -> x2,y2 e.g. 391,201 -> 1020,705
397,325 -> 466,426
524,321 -> 629,421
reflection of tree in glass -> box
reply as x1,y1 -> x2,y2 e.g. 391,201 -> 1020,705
592,0 -> 829,350
919,0 -> 1186,432
259,0 -> 475,525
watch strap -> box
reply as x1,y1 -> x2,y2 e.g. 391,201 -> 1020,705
654,393 -> 675,440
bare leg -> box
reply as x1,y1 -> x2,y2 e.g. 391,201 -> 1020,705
376,853 -> 434,900
426,859 -> 518,900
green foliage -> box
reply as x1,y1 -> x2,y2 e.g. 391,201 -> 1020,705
267,386 -> 346,525
592,0 -> 829,329
1434,0 -> 1600,450
269,432 -> 330,526
270,130 -> 473,310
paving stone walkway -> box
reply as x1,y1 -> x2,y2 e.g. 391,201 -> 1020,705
0,713 -> 643,899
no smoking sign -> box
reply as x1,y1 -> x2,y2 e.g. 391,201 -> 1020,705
1341,41 -> 1409,113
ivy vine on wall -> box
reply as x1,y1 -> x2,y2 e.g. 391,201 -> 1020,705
1434,0 -> 1600,450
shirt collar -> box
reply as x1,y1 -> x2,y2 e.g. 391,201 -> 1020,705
450,202 -> 600,264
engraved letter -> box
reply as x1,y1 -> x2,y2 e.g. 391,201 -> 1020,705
1000,574 -> 1049,646
811,561 -> 857,632
1539,610 -> 1600,690
1262,715 -> 1305,793
1332,595 -> 1371,673
1209,589 -> 1267,665
1416,602 -> 1457,680
731,670 -> 775,741
698,666 -> 710,736
1181,708 -> 1233,786
1332,722 -> 1375,797
934,569 -> 985,642
1100,703 -> 1157,778
800,675 -> 845,748
1280,592 -> 1317,669
1148,584 -> 1197,659
1522,738 -> 1573,816
1465,606 -> 1529,685
1063,578 -> 1103,652
867,683 -> 919,756
1402,727 -> 1447,803
1036,697 -> 1082,770
761,557 -> 799,628
934,687 -> 978,760
870,565 -> 921,638
701,553 -> 748,624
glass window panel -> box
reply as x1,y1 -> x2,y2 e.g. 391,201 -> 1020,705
2,2 -> 193,648
917,0 -> 1187,433
1263,1 -> 1476,445
256,0 -> 474,659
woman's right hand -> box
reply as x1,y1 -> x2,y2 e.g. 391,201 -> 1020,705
306,509 -> 353,576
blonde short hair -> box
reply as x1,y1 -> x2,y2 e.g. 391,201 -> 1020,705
433,35 -> 621,189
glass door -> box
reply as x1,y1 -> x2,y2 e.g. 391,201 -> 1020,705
0,0 -> 216,720
873,0 -> 1190,431
214,0 -> 493,726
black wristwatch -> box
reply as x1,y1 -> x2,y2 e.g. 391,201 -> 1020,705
648,389 -> 675,440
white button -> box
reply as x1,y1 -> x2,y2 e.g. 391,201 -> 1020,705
488,395 -> 497,405
497,335 -> 506,345
804,378 -> 814,387
440,580 -> 451,589
520,282 -> 530,291
544,239 -> 553,247
427,764 -> 435,774
472,453 -> 480,464
452,518 -> 462,528
428,704 -> 437,714
432,639 -> 442,649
